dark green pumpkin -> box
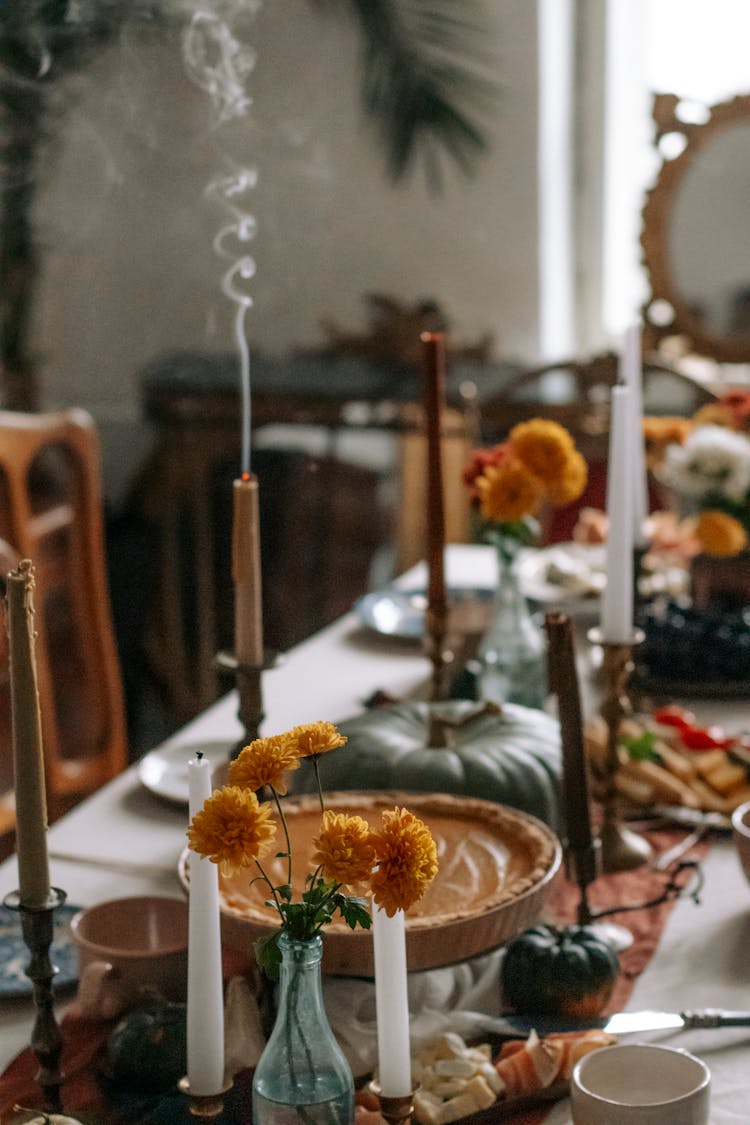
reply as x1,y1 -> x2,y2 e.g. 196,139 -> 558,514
293,700 -> 562,829
500,923 -> 620,1019
107,1001 -> 187,1093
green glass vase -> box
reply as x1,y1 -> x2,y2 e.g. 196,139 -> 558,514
252,934 -> 354,1125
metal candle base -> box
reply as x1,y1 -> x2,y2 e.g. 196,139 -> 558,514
4,886 -> 67,1113
587,627 -> 652,873
216,649 -> 278,751
178,1076 -> 233,1119
369,1082 -> 416,1125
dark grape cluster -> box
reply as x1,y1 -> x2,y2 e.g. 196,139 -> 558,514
638,599 -> 750,683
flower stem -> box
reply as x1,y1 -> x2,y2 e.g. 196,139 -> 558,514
271,786 -> 293,887
312,755 -> 325,813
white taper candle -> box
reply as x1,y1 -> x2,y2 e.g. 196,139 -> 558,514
372,904 -> 412,1097
621,323 -> 649,548
187,754 -> 226,1095
601,385 -> 634,643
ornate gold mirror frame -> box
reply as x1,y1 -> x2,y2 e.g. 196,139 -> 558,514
641,92 -> 750,364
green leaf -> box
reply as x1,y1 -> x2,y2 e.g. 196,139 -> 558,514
277,884 -> 293,902
620,730 -> 659,762
339,897 -> 373,930
254,933 -> 282,981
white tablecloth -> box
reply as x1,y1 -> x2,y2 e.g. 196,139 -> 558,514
1,544 -> 749,1123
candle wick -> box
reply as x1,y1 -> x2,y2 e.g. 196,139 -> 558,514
196,751 -> 204,761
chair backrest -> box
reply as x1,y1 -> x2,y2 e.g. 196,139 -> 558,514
393,404 -> 473,573
0,409 -> 127,817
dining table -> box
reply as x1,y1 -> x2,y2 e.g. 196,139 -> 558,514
1,543 -> 750,1123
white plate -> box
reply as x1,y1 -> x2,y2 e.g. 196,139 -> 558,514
137,740 -> 233,805
517,543 -> 606,609
354,586 -> 494,640
0,901 -> 80,997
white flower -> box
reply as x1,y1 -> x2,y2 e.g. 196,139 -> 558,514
662,424 -> 750,503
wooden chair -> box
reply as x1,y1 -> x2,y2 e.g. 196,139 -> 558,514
392,404 -> 473,573
0,409 -> 128,821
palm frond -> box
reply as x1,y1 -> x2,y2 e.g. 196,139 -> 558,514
310,0 -> 501,189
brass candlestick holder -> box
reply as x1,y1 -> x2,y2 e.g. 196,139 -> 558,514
587,626 -> 652,873
369,1081 -> 416,1125
216,649 -> 278,754
179,1076 -> 233,1119
4,887 -> 67,1113
425,601 -> 453,703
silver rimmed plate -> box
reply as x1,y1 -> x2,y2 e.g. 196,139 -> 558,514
354,587 -> 494,640
516,542 -> 606,609
0,901 -> 80,997
137,740 -> 232,806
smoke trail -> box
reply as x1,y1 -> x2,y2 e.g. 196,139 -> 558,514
182,1 -> 260,473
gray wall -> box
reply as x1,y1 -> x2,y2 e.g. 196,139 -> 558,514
30,2 -> 541,499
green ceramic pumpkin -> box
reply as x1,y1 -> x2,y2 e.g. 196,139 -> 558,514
107,1001 -> 187,1093
500,923 -> 620,1019
293,700 -> 562,829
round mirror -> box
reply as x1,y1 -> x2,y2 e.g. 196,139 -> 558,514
642,93 -> 750,364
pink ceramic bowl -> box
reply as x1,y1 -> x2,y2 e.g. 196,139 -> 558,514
70,894 -> 189,1003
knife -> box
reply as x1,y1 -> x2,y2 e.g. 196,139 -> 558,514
473,1009 -> 750,1039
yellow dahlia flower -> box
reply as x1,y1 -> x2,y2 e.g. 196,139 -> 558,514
694,510 -> 748,557
228,733 -> 300,795
187,785 -> 277,876
370,807 -> 439,917
312,810 -> 375,886
476,456 -> 545,523
288,721 -> 348,759
545,448 -> 588,507
508,419 -> 575,485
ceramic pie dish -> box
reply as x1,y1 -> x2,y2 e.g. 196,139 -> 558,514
179,790 -> 561,976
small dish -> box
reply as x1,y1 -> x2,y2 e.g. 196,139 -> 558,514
0,900 -> 80,997
354,587 -> 494,640
516,543 -> 606,610
137,740 -> 232,806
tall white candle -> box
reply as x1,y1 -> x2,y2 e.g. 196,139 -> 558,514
372,904 -> 412,1097
601,385 -> 634,643
621,323 -> 649,548
187,754 -> 225,1095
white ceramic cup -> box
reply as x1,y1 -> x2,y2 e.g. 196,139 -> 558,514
570,1043 -> 710,1125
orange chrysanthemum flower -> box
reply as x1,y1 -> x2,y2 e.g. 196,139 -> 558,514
545,448 -> 588,507
642,416 -> 693,468
187,785 -> 277,876
462,444 -> 509,499
370,807 -> 439,917
475,456 -> 545,523
508,419 -> 575,486
694,510 -> 748,558
228,734 -> 301,795
311,811 -> 375,886
289,721 -> 348,759
691,403 -> 736,430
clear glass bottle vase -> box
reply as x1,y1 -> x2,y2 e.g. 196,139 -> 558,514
252,934 -> 355,1125
478,534 -> 547,709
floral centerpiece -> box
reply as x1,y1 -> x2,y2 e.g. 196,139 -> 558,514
461,419 -> 589,708
644,391 -> 750,558
188,720 -> 438,1125
463,418 -> 589,553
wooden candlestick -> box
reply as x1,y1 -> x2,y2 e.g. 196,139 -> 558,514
5,561 -> 51,909
420,330 -> 449,702
232,474 -> 264,670
545,612 -> 600,921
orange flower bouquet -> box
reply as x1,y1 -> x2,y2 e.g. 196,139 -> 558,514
644,391 -> 750,559
460,420 -> 589,708
187,720 -> 438,976
463,418 -> 588,558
